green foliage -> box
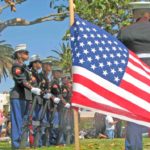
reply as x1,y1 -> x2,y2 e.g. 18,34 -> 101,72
48,42 -> 72,73
50,0 -> 133,34
0,41 -> 14,81
75,0 -> 133,34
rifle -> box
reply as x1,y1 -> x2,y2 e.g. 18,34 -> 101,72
33,97 -> 51,147
19,95 -> 39,148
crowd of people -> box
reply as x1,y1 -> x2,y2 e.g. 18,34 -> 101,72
10,44 -> 74,149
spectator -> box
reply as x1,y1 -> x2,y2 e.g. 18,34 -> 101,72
105,115 -> 118,139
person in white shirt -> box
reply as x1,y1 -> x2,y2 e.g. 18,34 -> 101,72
105,115 -> 118,139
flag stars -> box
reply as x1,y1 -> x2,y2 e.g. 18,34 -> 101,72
105,47 -> 110,52
97,34 -> 101,38
111,68 -> 116,74
103,34 -> 108,38
103,54 -> 107,59
92,28 -> 97,32
87,41 -> 92,46
82,22 -> 86,25
114,76 -> 120,82
117,53 -> 121,58
118,47 -> 122,51
114,41 -> 118,45
90,34 -> 95,38
83,34 -> 88,39
79,58 -> 85,64
80,42 -> 85,47
83,49 -> 89,54
99,47 -> 103,51
108,40 -> 112,45
121,59 -> 126,64
95,55 -> 100,60
74,27 -> 77,31
87,57 -> 92,62
71,18 -> 129,86
118,67 -> 123,72
110,53 -> 114,58
107,61 -> 112,66
79,27 -> 84,32
123,54 -> 127,57
91,64 -> 96,70
76,21 -> 80,25
77,36 -> 81,41
101,41 -> 106,45
124,48 -> 128,53
91,48 -> 96,53
112,47 -> 117,51
75,47 -> 78,51
95,40 -> 99,45
103,70 -> 108,76
114,60 -> 119,65
76,52 -> 81,57
71,36 -> 75,41
86,28 -> 91,32
99,63 -> 104,68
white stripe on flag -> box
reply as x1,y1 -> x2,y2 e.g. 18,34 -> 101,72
72,103 -> 150,127
73,83 -> 128,111
128,62 -> 150,80
123,72 -> 150,94
72,66 -> 150,112
129,54 -> 150,73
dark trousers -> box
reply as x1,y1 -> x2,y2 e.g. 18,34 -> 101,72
11,99 -> 28,149
125,122 -> 143,150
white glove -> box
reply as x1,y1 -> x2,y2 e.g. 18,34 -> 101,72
64,103 -> 70,108
43,93 -> 52,99
53,97 -> 60,104
31,87 -> 41,95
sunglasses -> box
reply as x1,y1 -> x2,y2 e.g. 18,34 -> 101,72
22,51 -> 29,55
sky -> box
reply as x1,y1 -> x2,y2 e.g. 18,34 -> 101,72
0,0 -> 69,92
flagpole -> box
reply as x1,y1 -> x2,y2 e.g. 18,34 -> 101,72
69,0 -> 80,150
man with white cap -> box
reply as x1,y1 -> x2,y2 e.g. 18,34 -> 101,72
117,1 -> 150,150
118,0 -> 150,65
10,44 -> 41,149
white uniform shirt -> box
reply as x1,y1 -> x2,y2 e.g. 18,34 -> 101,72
105,115 -> 115,130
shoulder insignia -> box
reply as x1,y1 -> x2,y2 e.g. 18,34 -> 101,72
15,68 -> 21,75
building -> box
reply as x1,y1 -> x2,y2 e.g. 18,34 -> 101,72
0,93 -> 10,111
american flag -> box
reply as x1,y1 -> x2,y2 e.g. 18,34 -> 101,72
70,15 -> 150,127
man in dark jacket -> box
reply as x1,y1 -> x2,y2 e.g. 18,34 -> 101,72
118,1 -> 150,150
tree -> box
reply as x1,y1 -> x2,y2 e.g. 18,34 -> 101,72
0,41 -> 14,81
50,0 -> 132,34
74,0 -> 133,34
48,42 -> 72,73
0,0 -> 69,32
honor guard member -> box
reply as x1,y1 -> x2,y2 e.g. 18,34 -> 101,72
117,1 -> 150,150
52,66 -> 63,87
42,58 -> 53,83
28,55 -> 43,120
10,44 -> 41,149
58,83 -> 74,145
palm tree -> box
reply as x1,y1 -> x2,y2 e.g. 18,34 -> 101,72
48,42 -> 72,73
0,41 -> 14,81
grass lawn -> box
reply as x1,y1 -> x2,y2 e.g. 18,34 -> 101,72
0,138 -> 150,150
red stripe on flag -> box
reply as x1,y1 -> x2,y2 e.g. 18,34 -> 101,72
72,91 -> 150,122
129,51 -> 150,75
120,79 -> 150,103
126,66 -> 150,86
73,74 -> 150,120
